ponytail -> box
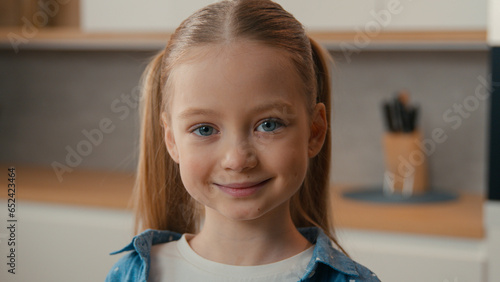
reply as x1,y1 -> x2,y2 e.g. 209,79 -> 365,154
290,37 -> 347,255
133,50 -> 198,234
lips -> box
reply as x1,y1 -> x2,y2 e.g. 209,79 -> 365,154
214,178 -> 271,197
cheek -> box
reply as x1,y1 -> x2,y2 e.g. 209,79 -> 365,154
177,138 -> 213,173
282,147 -> 309,185
264,133 -> 310,187
179,150 -> 207,181
176,143 -> 216,197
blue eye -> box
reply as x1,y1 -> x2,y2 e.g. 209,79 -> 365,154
193,125 -> 216,136
256,119 -> 283,132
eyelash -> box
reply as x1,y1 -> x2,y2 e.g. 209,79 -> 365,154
255,118 -> 285,133
190,118 -> 286,137
191,124 -> 219,137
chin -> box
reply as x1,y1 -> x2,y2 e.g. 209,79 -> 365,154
219,205 -> 269,221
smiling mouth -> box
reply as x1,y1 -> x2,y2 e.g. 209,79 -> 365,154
215,179 -> 271,189
214,178 -> 271,197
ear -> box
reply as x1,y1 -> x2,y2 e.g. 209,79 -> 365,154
162,115 -> 180,163
308,103 -> 327,158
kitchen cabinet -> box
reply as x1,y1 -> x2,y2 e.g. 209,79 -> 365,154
0,0 -> 487,51
0,201 -> 134,282
281,0 -> 486,31
80,0 -> 374,32
340,229 -> 485,282
81,0 -> 487,32
0,165 -> 486,282
0,200 -> 485,282
81,0 -> 215,32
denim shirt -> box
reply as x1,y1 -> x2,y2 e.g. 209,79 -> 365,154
106,227 -> 380,282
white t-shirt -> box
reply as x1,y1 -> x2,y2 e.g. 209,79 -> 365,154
149,234 -> 314,282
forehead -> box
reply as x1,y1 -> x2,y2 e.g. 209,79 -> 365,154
174,40 -> 295,77
167,41 -> 305,112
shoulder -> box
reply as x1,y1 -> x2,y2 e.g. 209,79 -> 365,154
298,227 -> 380,282
350,260 -> 381,281
305,250 -> 380,282
105,251 -> 142,282
105,229 -> 183,282
306,249 -> 380,282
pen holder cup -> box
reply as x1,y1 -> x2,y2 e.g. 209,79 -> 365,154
382,130 -> 428,197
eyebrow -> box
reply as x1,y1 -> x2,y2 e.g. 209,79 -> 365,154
252,101 -> 294,115
177,100 -> 294,119
177,108 -> 220,119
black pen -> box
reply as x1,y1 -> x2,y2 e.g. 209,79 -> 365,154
383,101 -> 395,132
392,97 -> 403,132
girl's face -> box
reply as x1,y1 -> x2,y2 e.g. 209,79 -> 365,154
163,41 -> 326,222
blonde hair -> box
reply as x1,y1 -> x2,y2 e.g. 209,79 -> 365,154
134,0 -> 344,253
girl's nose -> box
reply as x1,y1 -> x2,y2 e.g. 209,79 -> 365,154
221,140 -> 258,172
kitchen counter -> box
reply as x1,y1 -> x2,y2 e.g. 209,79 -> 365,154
332,186 -> 484,239
0,164 -> 484,239
0,164 -> 134,209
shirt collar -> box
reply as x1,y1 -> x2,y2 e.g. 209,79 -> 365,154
298,227 -> 360,278
111,229 -> 182,256
111,229 -> 182,280
111,227 -> 359,279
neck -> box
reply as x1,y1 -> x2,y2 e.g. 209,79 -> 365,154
188,201 -> 311,266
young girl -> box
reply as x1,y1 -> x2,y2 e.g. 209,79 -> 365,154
107,0 -> 379,281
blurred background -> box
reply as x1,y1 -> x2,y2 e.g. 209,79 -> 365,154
0,0 -> 498,281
